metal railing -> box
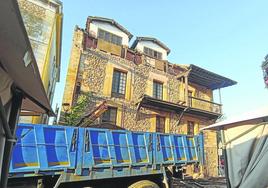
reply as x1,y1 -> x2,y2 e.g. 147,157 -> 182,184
188,96 -> 222,114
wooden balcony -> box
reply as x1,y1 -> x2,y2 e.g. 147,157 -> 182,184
138,95 -> 222,120
188,96 -> 222,114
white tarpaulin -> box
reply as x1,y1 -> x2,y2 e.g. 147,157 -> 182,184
224,122 -> 268,188
202,107 -> 268,188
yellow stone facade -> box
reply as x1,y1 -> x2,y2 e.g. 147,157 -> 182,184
18,0 -> 63,124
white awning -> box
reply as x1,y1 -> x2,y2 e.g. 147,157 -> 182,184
201,107 -> 268,188
201,107 -> 268,131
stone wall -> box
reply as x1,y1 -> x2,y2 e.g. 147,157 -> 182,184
62,27 -> 84,108
203,131 -> 219,177
81,52 -> 107,94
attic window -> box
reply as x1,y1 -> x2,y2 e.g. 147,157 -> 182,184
98,29 -> 122,46
144,47 -> 162,60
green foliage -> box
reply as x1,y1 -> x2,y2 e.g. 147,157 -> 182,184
64,93 -> 92,125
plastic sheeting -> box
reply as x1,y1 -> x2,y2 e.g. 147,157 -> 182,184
202,108 -> 268,188
224,123 -> 268,188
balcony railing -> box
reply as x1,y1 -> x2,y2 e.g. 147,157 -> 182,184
188,96 -> 222,114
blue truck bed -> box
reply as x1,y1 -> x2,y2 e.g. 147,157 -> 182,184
9,123 -> 204,185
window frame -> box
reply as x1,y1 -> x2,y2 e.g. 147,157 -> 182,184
187,121 -> 195,136
111,69 -> 127,98
156,115 -> 165,133
97,28 -> 122,46
100,106 -> 117,125
153,80 -> 163,100
143,46 -> 163,60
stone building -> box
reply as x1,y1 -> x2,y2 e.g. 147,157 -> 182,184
18,0 -> 63,124
61,16 -> 237,177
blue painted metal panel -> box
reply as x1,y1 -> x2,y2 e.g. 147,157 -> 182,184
195,134 -> 204,164
9,124 -> 205,182
10,124 -> 39,172
184,136 -> 198,162
43,127 -> 69,167
173,135 -> 187,163
112,131 -> 130,164
157,134 -> 175,164
130,132 -> 149,164
90,129 -> 111,166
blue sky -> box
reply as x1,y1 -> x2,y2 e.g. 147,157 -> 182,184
52,0 -> 268,121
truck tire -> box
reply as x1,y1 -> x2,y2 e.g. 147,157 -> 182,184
128,180 -> 159,188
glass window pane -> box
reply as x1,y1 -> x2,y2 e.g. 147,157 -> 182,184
112,71 -> 120,93
105,32 -> 110,42
187,121 -> 194,135
149,49 -> 153,57
101,107 -> 117,124
117,37 -> 122,45
112,70 -> 127,97
98,29 -> 105,39
112,35 -> 117,44
110,108 -> 117,124
153,81 -> 163,100
154,51 -> 157,58
156,116 -> 165,133
158,52 -> 162,59
144,47 -> 148,54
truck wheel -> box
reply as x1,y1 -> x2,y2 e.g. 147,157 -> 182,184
128,180 -> 159,188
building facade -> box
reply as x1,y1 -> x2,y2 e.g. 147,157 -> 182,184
61,16 -> 236,177
18,0 -> 63,123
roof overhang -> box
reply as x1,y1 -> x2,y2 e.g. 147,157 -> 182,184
138,95 -> 221,120
0,0 -> 54,116
131,37 -> 171,54
87,16 -> 133,40
188,64 -> 237,90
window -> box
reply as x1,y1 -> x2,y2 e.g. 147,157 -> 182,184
98,29 -> 122,45
112,69 -> 127,98
101,107 -> 117,124
143,47 -> 162,59
156,116 -> 165,133
187,121 -> 195,136
153,80 -> 163,100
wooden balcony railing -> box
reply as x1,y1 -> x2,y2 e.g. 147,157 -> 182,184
188,96 -> 222,114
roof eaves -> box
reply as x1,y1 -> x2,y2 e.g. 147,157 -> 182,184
131,37 -> 171,54
88,16 -> 133,40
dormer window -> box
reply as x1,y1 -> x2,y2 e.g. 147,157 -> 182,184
144,47 -> 162,60
98,29 -> 122,46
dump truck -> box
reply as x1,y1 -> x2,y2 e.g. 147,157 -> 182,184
8,123 -> 204,188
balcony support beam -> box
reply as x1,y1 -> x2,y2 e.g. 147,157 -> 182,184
185,74 -> 189,107
219,88 -> 222,113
